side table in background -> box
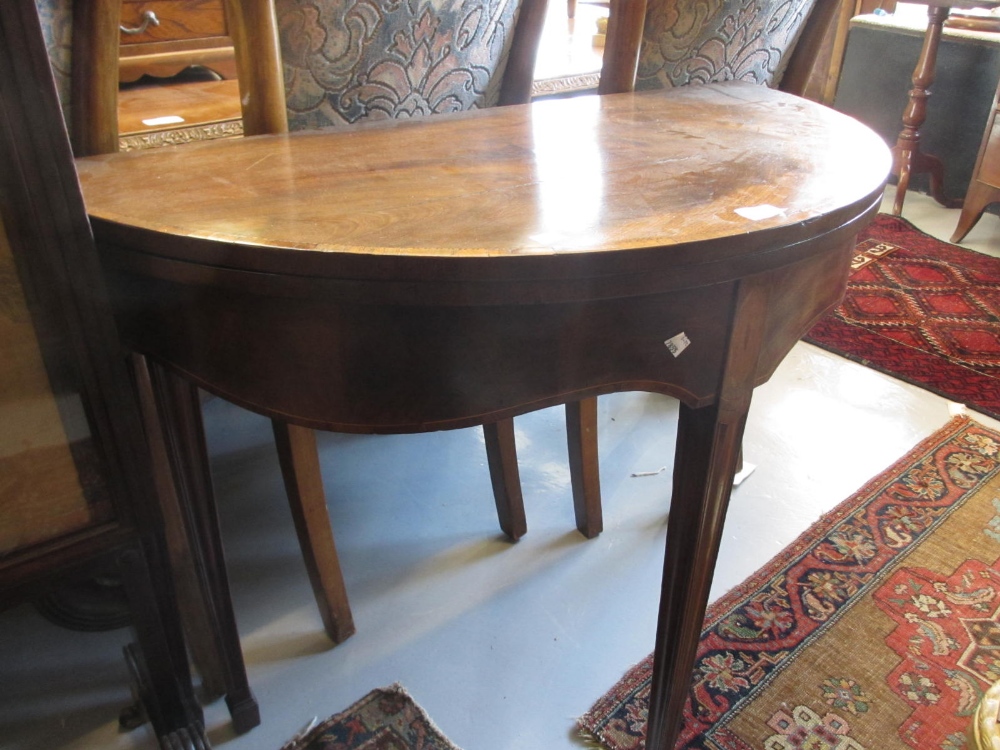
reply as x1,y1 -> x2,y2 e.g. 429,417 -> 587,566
890,0 -> 1000,215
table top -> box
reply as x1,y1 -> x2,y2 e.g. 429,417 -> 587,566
77,83 -> 889,289
74,84 -> 890,750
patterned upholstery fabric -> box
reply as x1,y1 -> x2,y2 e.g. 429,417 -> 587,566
276,0 -> 525,130
34,0 -> 74,129
636,0 -> 819,92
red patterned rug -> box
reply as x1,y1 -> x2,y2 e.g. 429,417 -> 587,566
278,684 -> 461,749
804,214 -> 1000,421
579,416 -> 1000,749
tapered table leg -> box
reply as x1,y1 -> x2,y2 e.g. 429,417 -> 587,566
131,355 -> 227,702
271,420 -> 356,643
566,398 -> 602,538
644,278 -> 767,750
484,419 -> 528,540
645,401 -> 748,750
952,177 -> 1000,242
134,355 -> 259,734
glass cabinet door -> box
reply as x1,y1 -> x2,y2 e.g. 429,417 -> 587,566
0,212 -> 113,560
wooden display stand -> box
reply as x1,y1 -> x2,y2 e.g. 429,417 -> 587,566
888,0 -> 1000,216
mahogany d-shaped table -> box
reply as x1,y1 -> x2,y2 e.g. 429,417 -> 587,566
76,82 -> 890,750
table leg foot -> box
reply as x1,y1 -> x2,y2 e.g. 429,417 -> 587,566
226,691 -> 262,735
895,146 -> 962,213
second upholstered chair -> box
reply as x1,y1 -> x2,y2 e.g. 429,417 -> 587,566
222,0 -> 564,644
561,0 -> 848,511
599,0 -> 844,97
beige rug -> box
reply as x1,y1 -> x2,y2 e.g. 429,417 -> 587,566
581,415 -> 1000,749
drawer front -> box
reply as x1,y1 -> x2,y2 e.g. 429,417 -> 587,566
120,0 -> 228,45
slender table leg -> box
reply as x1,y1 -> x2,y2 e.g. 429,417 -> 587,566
645,401 -> 748,750
158,367 -> 261,733
130,355 -> 227,702
134,355 -> 260,734
484,419 -> 528,540
566,398 -> 603,538
891,4 -> 962,215
645,278 -> 767,750
271,420 -> 356,643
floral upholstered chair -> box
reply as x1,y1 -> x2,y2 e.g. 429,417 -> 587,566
633,0 -> 821,91
578,0 -> 844,506
276,0 -> 541,129
599,0 -> 843,98
225,0 -> 559,647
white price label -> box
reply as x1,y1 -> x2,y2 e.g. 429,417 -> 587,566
735,204 -> 785,221
664,332 -> 691,358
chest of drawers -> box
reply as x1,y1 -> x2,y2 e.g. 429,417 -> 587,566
119,0 -> 237,82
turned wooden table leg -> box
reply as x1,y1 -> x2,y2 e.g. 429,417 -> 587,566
891,4 -> 962,215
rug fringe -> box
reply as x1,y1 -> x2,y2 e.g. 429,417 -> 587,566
576,725 -> 608,748
278,716 -> 320,750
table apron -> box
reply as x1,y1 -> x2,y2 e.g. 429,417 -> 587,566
102,235 -> 854,433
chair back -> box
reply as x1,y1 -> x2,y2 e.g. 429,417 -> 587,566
600,0 -> 843,100
635,0 -> 820,91
33,0 -> 121,156
230,0 -> 548,134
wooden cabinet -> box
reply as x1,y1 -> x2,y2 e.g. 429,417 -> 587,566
0,2 -> 209,745
119,0 -> 237,82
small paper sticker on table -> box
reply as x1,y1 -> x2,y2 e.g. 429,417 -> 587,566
665,332 -> 691,357
735,204 -> 785,221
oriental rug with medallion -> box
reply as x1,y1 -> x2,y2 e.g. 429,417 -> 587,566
804,214 -> 1000,422
579,416 -> 1000,749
